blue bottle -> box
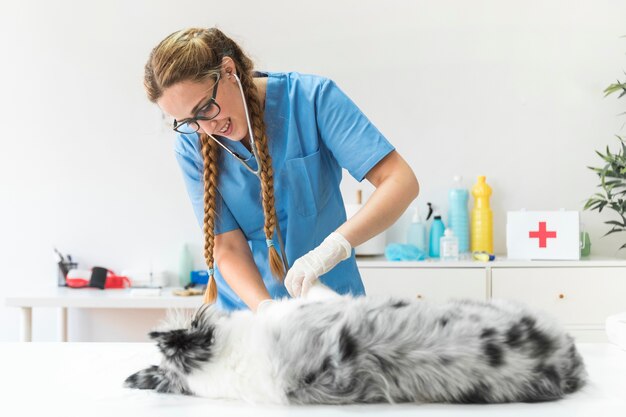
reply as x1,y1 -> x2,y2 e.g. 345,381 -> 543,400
429,215 -> 445,258
448,175 -> 470,253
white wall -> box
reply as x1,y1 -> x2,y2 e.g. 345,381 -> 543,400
1,0 -> 625,341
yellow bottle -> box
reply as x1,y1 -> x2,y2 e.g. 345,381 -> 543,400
470,176 -> 493,253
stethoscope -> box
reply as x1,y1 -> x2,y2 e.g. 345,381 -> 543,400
204,72 -> 289,274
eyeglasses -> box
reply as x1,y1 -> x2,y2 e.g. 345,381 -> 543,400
172,74 -> 221,134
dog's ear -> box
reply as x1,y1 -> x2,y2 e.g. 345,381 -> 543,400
149,329 -> 191,356
148,330 -> 174,343
148,327 -> 216,374
124,365 -> 169,391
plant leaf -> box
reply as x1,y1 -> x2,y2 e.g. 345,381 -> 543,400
602,227 -> 624,237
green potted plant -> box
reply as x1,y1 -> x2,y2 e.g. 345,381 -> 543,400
585,73 -> 626,249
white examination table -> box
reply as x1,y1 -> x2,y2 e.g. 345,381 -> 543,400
1,342 -> 624,417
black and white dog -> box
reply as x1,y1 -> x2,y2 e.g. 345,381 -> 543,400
124,283 -> 586,404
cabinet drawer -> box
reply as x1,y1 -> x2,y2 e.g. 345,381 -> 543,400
359,268 -> 487,301
491,267 -> 626,326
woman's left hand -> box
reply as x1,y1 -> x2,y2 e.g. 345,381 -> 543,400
284,232 -> 352,297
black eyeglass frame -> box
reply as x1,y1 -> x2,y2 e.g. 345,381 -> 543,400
172,74 -> 221,133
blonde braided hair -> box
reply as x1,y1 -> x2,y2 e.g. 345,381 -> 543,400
144,27 -> 286,304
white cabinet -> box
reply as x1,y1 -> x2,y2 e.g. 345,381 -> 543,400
491,267 -> 626,341
357,257 -> 626,342
360,267 -> 487,302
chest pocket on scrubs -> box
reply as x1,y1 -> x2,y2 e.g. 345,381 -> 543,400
285,149 -> 332,217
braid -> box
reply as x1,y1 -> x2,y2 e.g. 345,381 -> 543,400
237,71 -> 286,281
200,134 -> 220,304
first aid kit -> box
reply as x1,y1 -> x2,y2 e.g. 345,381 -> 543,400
506,210 -> 580,260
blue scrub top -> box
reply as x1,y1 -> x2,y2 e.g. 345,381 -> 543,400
174,72 -> 395,311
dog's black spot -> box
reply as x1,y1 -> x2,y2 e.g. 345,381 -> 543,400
440,317 -> 449,327
339,326 -> 357,361
321,356 -> 332,373
303,372 -> 316,385
390,300 -> 409,309
535,364 -> 561,387
520,320 -> 554,358
301,357 -> 333,386
483,342 -> 504,367
507,316 -> 554,359
480,327 -> 497,339
458,381 -> 491,403
520,316 -> 536,328
505,324 -> 523,348
527,330 -> 553,358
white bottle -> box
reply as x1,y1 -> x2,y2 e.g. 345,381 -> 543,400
406,206 -> 427,253
440,228 -> 459,261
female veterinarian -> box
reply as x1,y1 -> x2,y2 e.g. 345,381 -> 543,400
144,28 -> 419,311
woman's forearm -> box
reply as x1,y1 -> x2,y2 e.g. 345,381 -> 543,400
214,230 -> 271,311
337,151 -> 419,247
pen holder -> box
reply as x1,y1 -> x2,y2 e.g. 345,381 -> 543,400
57,261 -> 77,286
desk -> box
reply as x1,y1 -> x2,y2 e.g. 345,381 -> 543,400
7,256 -> 626,342
0,342 -> 624,417
4,287 -> 201,342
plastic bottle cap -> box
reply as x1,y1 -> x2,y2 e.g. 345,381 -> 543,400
434,215 -> 442,220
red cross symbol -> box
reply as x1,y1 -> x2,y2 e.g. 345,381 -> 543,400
529,222 -> 557,248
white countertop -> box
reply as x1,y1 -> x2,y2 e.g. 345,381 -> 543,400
4,287 -> 202,308
5,256 -> 626,309
356,255 -> 626,268
0,342 -> 624,417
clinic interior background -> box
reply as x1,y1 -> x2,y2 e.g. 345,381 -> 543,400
1,0 -> 625,342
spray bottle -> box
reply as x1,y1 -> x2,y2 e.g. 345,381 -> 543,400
407,206 -> 427,253
429,215 -> 446,258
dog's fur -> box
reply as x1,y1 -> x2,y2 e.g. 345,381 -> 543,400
124,284 -> 586,404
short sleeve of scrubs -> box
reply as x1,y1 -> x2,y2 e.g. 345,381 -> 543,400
174,135 -> 240,235
315,79 -> 395,182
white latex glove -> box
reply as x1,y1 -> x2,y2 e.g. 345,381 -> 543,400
256,299 -> 276,314
284,232 -> 352,297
